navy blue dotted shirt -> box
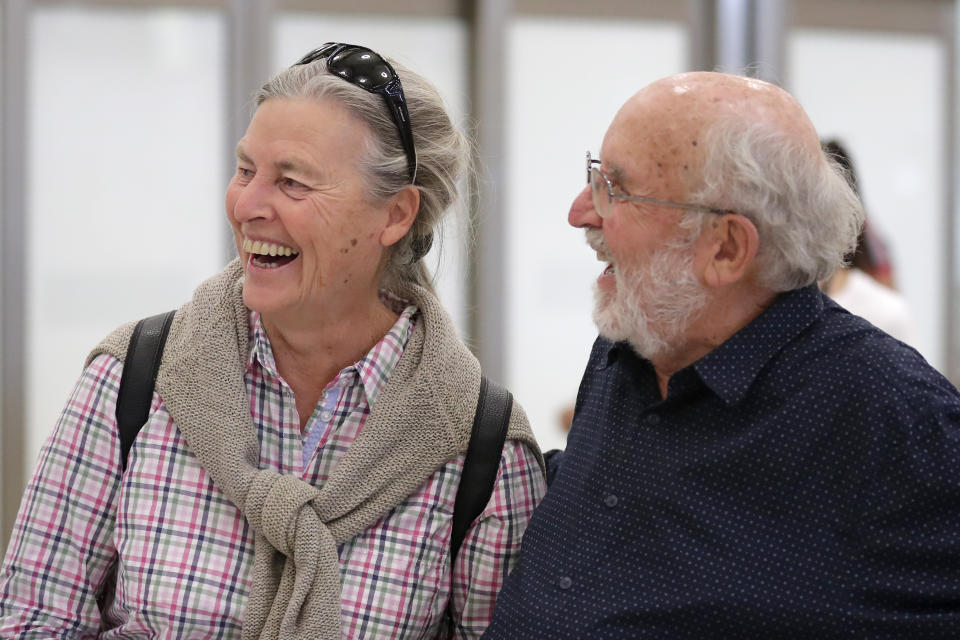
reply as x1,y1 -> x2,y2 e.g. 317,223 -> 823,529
485,285 -> 960,638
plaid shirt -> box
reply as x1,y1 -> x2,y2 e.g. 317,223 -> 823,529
0,305 -> 544,639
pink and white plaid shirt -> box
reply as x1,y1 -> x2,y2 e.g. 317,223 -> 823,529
0,305 -> 544,639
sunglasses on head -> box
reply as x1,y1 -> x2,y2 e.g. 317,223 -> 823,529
294,42 -> 417,184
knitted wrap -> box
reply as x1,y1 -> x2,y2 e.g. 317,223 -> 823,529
89,258 -> 541,639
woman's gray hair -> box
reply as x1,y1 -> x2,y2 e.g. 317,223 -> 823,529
253,54 -> 469,294
691,116 -> 865,292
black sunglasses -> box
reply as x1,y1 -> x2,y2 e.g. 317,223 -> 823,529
295,42 -> 417,183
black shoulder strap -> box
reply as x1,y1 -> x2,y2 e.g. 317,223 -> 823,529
450,376 -> 513,562
115,321 -> 511,547
115,310 -> 175,471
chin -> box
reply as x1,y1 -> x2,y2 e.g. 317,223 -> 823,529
242,285 -> 288,316
591,254 -> 707,361
592,292 -> 629,342
593,301 -> 668,360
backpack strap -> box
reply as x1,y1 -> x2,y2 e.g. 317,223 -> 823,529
450,376 -> 513,563
115,310 -> 175,471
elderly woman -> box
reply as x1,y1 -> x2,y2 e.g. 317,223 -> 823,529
0,43 -> 544,638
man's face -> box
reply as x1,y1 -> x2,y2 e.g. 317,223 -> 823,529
571,88 -> 710,359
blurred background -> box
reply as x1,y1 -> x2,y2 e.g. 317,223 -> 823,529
2,0 -> 959,550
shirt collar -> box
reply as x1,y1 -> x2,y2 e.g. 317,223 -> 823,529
693,284 -> 825,405
353,303 -> 417,407
247,300 -> 419,408
595,285 -> 826,406
249,311 -> 275,377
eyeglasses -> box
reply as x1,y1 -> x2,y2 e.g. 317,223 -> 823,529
586,151 -> 734,219
295,43 -> 417,183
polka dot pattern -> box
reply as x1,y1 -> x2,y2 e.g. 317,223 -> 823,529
485,285 -> 960,638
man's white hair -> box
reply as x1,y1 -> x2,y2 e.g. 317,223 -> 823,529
692,115 -> 865,292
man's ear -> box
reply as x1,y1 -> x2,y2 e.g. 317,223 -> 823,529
380,185 -> 421,248
696,213 -> 759,287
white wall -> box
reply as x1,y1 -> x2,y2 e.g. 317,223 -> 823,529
26,6 -> 225,467
789,29 -> 946,369
505,17 -> 687,452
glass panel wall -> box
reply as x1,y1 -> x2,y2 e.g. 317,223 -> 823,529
0,0 -> 7,541
506,17 -> 687,451
26,5 -> 226,465
9,0 -> 958,488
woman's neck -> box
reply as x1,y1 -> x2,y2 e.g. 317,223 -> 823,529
261,296 -> 400,430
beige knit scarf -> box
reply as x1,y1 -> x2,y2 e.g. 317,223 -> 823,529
89,259 -> 540,640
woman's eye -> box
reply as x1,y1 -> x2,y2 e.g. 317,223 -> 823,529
281,177 -> 308,192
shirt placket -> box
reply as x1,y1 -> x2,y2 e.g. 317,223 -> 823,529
302,380 -> 347,474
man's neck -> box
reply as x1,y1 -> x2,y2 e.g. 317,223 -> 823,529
647,285 -> 777,399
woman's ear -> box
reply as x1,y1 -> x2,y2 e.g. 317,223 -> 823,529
697,213 -> 760,288
380,185 -> 421,248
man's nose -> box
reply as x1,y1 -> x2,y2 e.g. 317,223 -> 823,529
568,185 -> 602,229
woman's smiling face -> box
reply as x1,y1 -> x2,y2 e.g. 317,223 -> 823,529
225,97 -> 394,320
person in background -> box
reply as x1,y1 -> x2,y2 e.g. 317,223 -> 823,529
483,71 -> 960,638
0,42 -> 544,639
821,138 -> 916,345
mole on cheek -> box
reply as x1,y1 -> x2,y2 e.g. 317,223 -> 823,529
691,140 -> 698,146
350,238 -> 358,246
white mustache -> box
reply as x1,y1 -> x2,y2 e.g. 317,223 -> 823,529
585,229 -> 612,262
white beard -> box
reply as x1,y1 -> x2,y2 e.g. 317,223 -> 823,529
590,230 -> 708,361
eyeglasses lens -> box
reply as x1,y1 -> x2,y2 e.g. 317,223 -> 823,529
588,167 -> 610,218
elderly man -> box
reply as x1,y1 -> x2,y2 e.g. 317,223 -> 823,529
483,72 -> 960,637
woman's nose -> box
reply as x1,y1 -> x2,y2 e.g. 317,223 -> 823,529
231,177 -> 275,223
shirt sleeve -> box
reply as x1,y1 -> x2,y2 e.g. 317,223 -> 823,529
445,440 -> 546,639
543,449 -> 565,486
847,386 -> 960,634
0,353 -> 124,638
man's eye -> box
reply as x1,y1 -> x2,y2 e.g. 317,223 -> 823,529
237,167 -> 254,179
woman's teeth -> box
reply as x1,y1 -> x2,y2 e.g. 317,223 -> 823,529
242,238 -> 299,257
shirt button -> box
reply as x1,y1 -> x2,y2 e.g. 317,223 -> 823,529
320,410 -> 333,422
604,494 -> 619,508
558,576 -> 573,590
646,413 -> 661,425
